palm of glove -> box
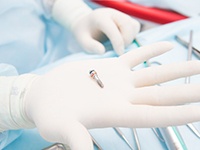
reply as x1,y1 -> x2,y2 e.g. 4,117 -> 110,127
32,57 -> 132,125
25,42 -> 200,149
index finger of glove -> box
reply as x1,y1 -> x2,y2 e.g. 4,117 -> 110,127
97,17 -> 125,55
119,41 -> 173,68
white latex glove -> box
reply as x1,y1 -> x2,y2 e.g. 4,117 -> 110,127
52,0 -> 140,55
23,42 -> 200,150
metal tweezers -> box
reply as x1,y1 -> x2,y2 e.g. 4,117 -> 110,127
114,127 -> 135,150
175,34 -> 200,59
114,127 -> 141,150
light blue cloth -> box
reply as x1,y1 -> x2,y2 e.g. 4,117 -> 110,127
1,0 -> 200,149
0,130 -> 22,150
0,0 -> 72,74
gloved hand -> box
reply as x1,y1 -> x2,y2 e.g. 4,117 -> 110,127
70,8 -> 140,55
52,0 -> 140,55
23,42 -> 200,150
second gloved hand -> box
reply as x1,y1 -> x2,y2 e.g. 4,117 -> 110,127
52,0 -> 140,55
70,8 -> 140,55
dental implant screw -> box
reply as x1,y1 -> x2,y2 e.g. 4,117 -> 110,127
89,70 -> 104,88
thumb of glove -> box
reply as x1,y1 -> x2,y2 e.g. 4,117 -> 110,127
38,120 -> 93,150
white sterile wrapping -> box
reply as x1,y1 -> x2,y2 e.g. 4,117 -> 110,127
0,74 -> 38,132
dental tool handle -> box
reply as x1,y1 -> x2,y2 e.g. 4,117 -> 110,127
132,128 -> 141,150
186,123 -> 200,139
90,134 -> 103,150
185,30 -> 193,84
159,127 -> 187,150
114,127 -> 135,150
187,30 -> 193,61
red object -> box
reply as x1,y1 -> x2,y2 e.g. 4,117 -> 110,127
91,0 -> 187,24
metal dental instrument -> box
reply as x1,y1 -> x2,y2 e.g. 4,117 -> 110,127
183,30 -> 200,139
187,30 -> 193,61
91,135 -> 103,150
145,59 -> 188,150
43,143 -> 68,150
152,128 -> 165,143
113,127 -> 135,150
132,128 -> 141,150
185,30 -> 193,83
187,123 -> 200,138
159,127 -> 187,150
43,136 -> 103,150
175,34 -> 200,59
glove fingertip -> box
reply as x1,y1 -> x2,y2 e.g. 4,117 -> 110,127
124,21 -> 141,47
90,43 -> 106,55
96,47 -> 106,55
115,45 -> 125,56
